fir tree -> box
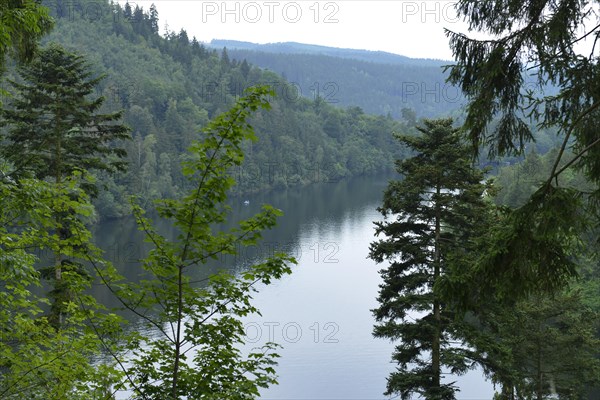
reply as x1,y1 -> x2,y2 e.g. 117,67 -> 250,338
241,59 -> 251,80
149,3 -> 159,33
123,1 -> 132,20
486,291 -> 600,398
370,118 -> 491,399
1,42 -> 130,194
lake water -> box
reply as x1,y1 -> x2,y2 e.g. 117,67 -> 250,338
94,174 -> 495,399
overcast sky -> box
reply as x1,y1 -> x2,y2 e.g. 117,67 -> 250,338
122,1 -> 469,60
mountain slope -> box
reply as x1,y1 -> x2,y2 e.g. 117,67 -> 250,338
26,0 -> 410,219
208,40 -> 463,119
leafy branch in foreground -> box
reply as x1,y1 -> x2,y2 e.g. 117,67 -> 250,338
0,0 -> 54,78
105,86 -> 296,399
0,175 -> 124,399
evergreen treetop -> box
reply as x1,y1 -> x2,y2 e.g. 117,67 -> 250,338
1,42 -> 130,194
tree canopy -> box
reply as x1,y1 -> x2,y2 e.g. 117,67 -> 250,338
1,42 -> 130,194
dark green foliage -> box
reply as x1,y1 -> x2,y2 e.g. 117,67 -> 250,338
0,11 -> 125,398
445,61 -> 600,393
479,292 -> 600,399
495,148 -> 594,208
444,0 -> 600,307
439,146 -> 600,398
474,185 -> 583,300
446,0 -> 600,204
1,9 -> 297,393
452,254 -> 600,399
0,0 -> 54,76
370,118 -> 490,399
1,43 -> 130,195
0,42 -> 130,329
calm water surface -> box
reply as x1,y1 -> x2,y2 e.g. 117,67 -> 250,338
94,175 -> 494,399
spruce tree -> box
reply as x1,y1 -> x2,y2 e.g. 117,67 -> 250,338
370,118 -> 491,399
1,42 -> 130,194
123,2 -> 132,20
149,3 -> 159,34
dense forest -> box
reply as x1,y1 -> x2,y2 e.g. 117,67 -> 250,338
216,41 -> 462,119
5,0 -> 564,221
8,0 -> 417,220
2,0 -> 600,399
210,41 -> 566,159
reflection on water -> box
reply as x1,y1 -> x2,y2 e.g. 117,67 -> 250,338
92,174 -> 493,399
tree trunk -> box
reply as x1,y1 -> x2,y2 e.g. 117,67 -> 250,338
432,184 -> 442,390
171,264 -> 184,399
54,116 -> 64,329
537,335 -> 543,400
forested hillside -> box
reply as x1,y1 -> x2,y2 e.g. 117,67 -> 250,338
213,41 -> 461,119
207,41 -> 568,165
15,0 -> 411,219
8,0 -> 566,222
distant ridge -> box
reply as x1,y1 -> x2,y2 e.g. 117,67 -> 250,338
205,39 -> 458,119
208,40 -> 449,67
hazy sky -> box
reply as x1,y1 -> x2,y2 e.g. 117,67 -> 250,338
123,1 -> 469,60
